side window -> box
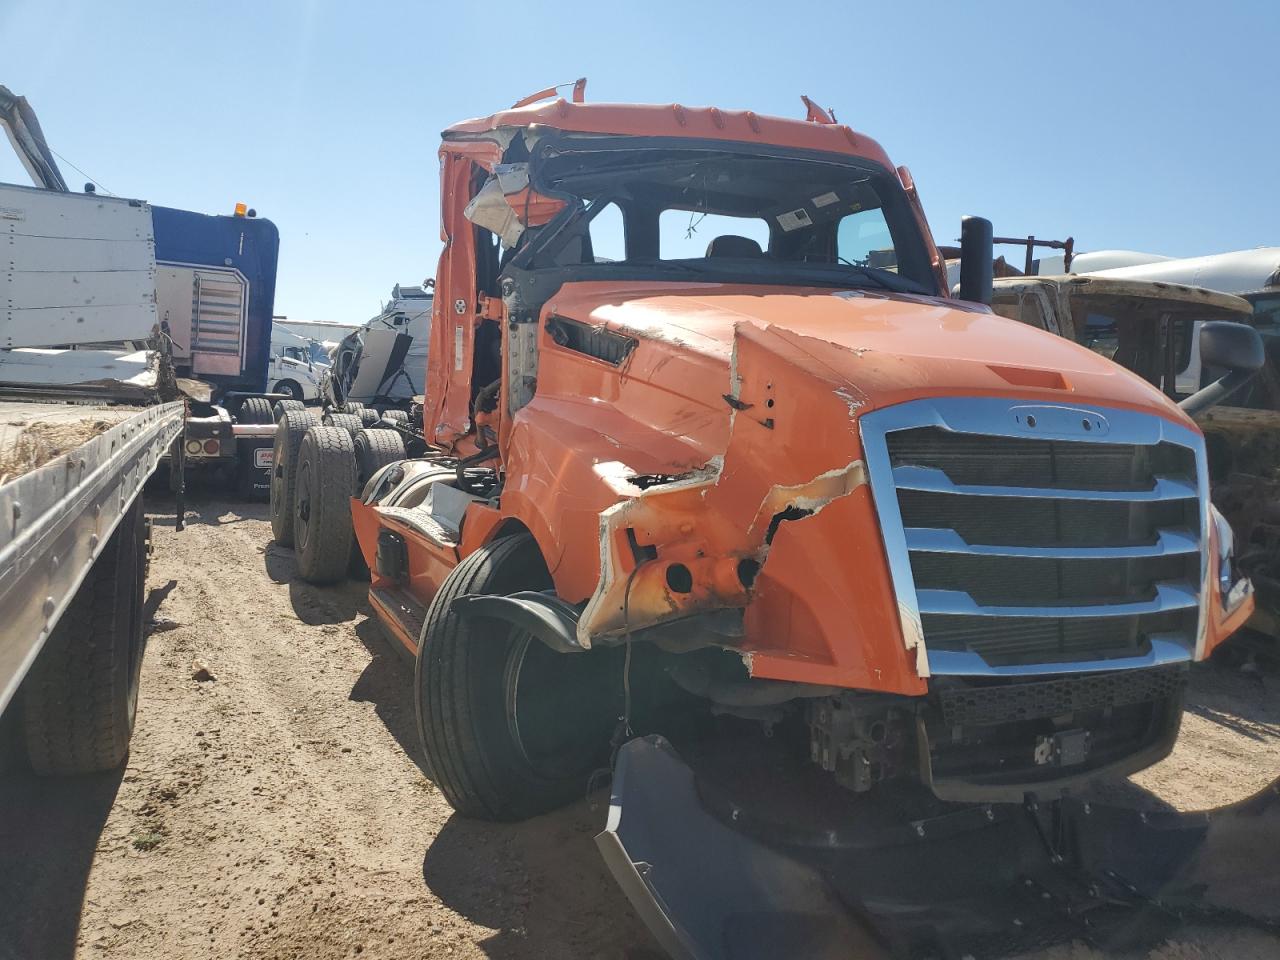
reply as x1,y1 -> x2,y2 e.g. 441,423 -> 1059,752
837,207 -> 895,269
588,203 -> 626,263
659,210 -> 771,259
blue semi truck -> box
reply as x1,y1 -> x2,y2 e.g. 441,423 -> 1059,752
152,204 -> 285,499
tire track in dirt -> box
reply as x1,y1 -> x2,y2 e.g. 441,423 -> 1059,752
1,496 -> 659,960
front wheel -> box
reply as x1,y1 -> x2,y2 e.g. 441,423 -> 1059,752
273,379 -> 304,402
415,534 -> 623,821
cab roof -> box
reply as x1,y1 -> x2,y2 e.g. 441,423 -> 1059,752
443,99 -> 896,172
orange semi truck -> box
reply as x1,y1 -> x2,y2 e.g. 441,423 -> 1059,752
274,89 -> 1279,957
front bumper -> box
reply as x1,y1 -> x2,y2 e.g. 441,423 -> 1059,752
600,735 -> 1280,960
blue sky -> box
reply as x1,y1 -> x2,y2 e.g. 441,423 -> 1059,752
2,0 -> 1276,322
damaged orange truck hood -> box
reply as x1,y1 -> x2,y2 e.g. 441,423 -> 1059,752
499,280 -> 1204,696
547,281 -> 1190,420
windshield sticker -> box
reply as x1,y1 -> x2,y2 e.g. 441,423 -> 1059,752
812,192 -> 840,208
777,208 -> 814,232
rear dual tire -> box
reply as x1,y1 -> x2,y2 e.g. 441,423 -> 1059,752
270,409 -> 320,546
325,412 -> 363,437
272,398 -> 306,421
346,429 -> 407,578
293,427 -> 358,585
240,397 -> 275,425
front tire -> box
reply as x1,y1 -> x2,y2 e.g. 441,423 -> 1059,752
415,534 -> 623,821
273,379 -> 304,402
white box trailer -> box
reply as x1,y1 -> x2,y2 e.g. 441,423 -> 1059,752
1,180 -> 158,350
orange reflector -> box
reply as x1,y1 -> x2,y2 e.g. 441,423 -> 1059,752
233,202 -> 248,217
987,364 -> 1071,391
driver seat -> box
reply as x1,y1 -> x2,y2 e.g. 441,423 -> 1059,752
705,235 -> 763,259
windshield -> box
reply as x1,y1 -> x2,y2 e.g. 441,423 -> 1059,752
510,143 -> 939,296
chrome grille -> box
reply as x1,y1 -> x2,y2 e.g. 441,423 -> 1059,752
860,399 -> 1208,677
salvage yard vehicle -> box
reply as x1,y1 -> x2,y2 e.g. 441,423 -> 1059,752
276,86 -> 1280,957
267,326 -> 326,402
319,283 -> 433,414
991,272 -> 1280,645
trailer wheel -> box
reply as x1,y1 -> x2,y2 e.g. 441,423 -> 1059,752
325,412 -> 363,437
415,533 -> 623,821
381,410 -> 409,426
272,398 -> 306,421
270,408 -> 320,546
293,426 -> 357,585
22,499 -> 147,775
241,397 -> 274,425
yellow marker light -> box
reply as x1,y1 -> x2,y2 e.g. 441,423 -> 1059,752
233,202 -> 248,217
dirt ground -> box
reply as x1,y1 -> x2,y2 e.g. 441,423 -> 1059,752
1,494 -> 1278,960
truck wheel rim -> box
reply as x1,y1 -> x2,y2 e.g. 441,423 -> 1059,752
502,632 -> 619,779
295,461 -> 313,549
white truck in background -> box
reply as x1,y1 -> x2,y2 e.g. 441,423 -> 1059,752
320,283 -> 432,412
267,327 -> 326,402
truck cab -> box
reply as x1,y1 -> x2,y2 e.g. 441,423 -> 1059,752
267,327 -> 325,402
278,93 -> 1256,806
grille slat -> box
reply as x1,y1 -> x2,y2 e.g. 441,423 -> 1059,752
916,583 -> 1199,618
903,526 -> 1199,560
893,465 -> 1197,502
882,425 -> 1204,668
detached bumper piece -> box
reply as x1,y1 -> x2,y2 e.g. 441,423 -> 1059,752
599,735 -> 1280,960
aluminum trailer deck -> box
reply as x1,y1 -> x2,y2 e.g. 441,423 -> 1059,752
0,400 -> 182,717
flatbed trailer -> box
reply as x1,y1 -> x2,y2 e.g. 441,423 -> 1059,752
0,399 -> 183,772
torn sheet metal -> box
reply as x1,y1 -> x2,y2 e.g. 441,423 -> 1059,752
0,348 -> 161,403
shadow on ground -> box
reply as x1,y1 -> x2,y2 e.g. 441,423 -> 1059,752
0,762 -> 123,960
346,616 -> 661,959
258,536 -> 368,625
422,801 -> 663,960
348,617 -> 430,778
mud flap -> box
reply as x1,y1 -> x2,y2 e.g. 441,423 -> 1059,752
598,736 -> 1280,960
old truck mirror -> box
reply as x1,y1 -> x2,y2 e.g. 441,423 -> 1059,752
1178,321 -> 1265,416
958,216 -> 993,306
